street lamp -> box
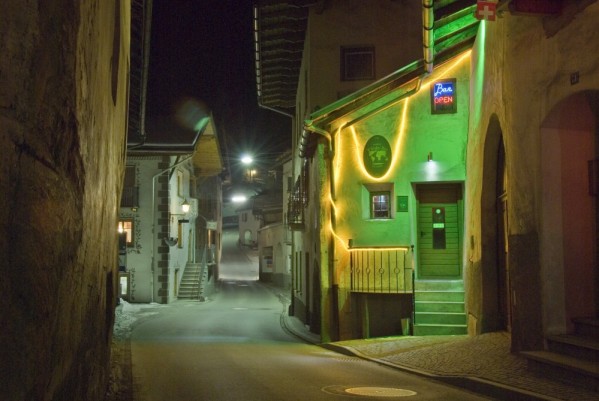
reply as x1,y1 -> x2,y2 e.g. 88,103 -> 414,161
241,154 -> 254,182
241,154 -> 253,165
181,199 -> 190,213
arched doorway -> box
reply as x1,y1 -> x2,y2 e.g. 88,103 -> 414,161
481,115 -> 511,332
540,91 -> 597,333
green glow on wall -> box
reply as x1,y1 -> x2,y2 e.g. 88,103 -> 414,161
473,21 -> 486,127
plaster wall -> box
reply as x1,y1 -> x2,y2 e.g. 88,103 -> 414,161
167,164 -> 194,302
307,0 -> 421,108
120,157 -> 158,302
328,56 -> 470,340
466,2 -> 599,349
0,1 -> 130,399
332,58 -> 470,249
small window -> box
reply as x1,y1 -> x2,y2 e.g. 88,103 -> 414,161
177,170 -> 183,197
341,46 -> 375,81
370,191 -> 390,219
118,219 -> 134,247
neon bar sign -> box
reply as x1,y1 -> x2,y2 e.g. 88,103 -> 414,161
431,78 -> 457,114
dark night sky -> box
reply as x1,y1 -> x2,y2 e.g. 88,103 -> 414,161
146,0 -> 291,168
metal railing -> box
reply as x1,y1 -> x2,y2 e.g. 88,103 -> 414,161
120,186 -> 139,208
349,246 -> 414,293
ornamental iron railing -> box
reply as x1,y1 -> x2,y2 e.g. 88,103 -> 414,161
350,246 -> 414,293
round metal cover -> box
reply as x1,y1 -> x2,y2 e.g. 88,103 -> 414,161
345,387 -> 417,397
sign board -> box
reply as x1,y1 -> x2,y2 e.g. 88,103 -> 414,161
206,221 -> 217,230
431,78 -> 457,114
363,135 -> 392,178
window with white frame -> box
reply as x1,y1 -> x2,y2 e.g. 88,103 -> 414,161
370,191 -> 391,219
362,182 -> 394,220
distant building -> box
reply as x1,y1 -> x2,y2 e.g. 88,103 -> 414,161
121,114 -> 224,303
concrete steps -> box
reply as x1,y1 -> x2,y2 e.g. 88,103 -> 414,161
177,263 -> 203,300
413,280 -> 467,336
522,317 -> 599,392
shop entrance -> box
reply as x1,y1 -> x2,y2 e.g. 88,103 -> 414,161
416,184 -> 463,279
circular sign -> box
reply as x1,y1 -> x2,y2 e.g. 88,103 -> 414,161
363,135 -> 392,178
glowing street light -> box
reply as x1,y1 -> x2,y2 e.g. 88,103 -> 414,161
232,195 -> 247,203
241,154 -> 253,165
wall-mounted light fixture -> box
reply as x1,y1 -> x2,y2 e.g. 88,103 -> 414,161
181,199 -> 190,213
427,152 -> 433,162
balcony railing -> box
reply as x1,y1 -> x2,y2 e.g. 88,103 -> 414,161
287,173 -> 307,230
121,186 -> 139,208
350,246 -> 414,293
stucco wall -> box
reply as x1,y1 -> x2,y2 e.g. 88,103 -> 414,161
465,2 -> 599,349
0,1 -> 130,399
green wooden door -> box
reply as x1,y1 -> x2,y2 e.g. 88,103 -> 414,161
416,184 -> 462,279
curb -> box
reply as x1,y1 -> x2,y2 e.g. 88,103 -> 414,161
271,283 -> 559,401
321,343 -> 561,401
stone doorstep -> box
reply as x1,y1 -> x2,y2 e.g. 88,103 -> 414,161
546,333 -> 599,360
522,350 -> 599,392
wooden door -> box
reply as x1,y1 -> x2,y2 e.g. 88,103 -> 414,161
417,184 -> 463,279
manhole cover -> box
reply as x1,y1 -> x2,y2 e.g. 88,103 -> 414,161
322,385 -> 417,398
345,387 -> 417,397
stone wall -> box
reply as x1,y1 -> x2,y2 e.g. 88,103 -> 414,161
0,1 -> 130,399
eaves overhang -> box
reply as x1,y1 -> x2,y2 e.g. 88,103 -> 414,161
253,0 -> 319,116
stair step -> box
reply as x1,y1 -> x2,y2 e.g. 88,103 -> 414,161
522,350 -> 599,391
547,334 -> 599,361
414,291 -> 464,302
414,280 -> 464,291
416,312 -> 466,326
413,324 -> 467,336
415,312 -> 466,325
415,301 -> 465,313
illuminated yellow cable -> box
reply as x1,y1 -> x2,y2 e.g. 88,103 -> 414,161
351,98 -> 410,181
348,246 -> 410,252
419,50 -> 471,93
329,220 -> 349,251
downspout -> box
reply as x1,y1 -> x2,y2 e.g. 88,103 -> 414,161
150,155 -> 193,303
423,0 -> 434,74
302,122 -> 339,341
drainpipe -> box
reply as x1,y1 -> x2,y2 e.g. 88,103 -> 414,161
302,122 -> 340,340
150,155 -> 193,303
423,0 -> 434,74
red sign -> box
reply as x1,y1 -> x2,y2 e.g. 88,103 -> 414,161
475,1 -> 498,21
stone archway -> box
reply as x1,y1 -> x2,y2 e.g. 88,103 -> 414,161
540,91 -> 598,334
480,114 -> 511,332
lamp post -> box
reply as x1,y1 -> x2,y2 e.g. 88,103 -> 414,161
241,154 -> 253,182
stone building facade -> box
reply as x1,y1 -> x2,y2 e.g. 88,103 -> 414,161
0,1 -> 131,399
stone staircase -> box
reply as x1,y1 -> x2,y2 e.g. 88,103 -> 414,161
177,263 -> 204,300
521,318 -> 599,391
413,280 -> 467,335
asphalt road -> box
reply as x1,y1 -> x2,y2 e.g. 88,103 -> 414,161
129,229 -> 491,400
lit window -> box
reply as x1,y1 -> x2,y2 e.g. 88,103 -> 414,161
341,46 -> 375,81
371,192 -> 390,219
118,219 -> 134,247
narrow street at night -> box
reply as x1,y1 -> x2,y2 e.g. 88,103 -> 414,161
126,230 -> 490,401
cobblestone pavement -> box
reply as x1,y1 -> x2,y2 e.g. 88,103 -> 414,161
282,315 -> 599,401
